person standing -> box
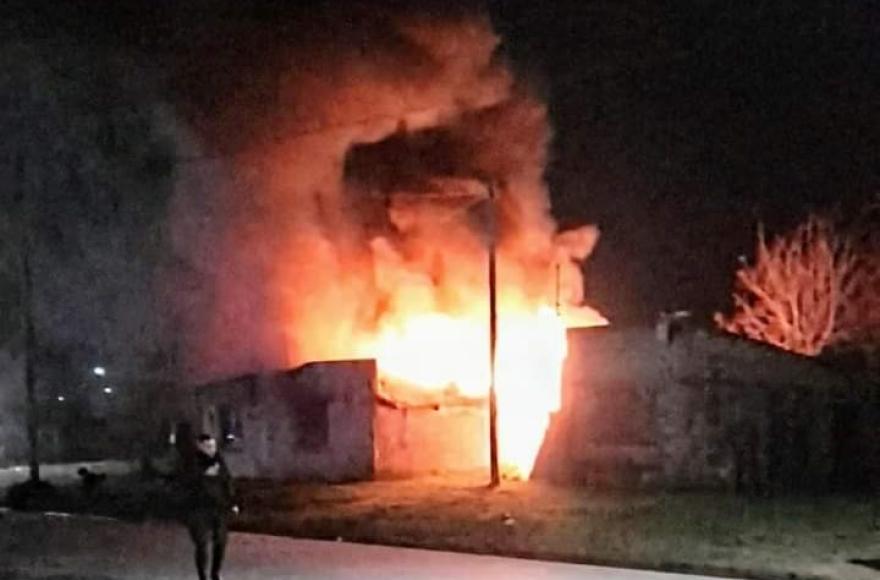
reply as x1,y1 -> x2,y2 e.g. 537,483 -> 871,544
181,434 -> 238,580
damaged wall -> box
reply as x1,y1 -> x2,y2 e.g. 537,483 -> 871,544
186,360 -> 491,482
192,360 -> 376,482
374,401 -> 488,477
535,325 -> 858,492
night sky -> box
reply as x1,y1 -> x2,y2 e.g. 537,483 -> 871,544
10,0 -> 880,326
491,0 -> 880,323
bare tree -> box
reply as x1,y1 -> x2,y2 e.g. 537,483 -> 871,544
715,215 -> 859,356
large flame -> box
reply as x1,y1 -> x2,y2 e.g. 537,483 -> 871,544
363,303 -> 605,478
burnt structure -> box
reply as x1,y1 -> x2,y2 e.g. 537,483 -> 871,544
183,360 -> 486,482
535,323 -> 879,493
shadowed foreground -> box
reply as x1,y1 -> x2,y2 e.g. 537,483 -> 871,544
0,510 -> 728,580
4,467 -> 880,579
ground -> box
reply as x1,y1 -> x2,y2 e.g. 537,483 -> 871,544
2,465 -> 880,579
231,477 -> 880,580
0,510 -> 725,579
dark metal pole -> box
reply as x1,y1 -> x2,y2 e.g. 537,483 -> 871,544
555,262 -> 561,316
487,183 -> 500,487
16,153 -> 40,483
22,245 -> 40,482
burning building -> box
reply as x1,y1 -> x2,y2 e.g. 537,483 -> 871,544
176,316 -> 871,492
535,320 -> 874,493
186,360 -> 489,481
155,5 -> 875,490
169,3 -> 606,479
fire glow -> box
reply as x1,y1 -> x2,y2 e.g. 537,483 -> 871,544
365,304 -> 605,479
171,7 -> 608,480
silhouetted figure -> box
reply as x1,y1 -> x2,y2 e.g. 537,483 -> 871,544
77,467 -> 106,499
180,434 -> 238,580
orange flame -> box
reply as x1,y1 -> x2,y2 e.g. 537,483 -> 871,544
362,304 -> 606,479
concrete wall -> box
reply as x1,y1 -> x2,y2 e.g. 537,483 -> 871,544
534,325 -> 851,491
189,360 -> 493,481
193,360 -> 376,482
374,402 -> 488,477
180,325 -> 862,490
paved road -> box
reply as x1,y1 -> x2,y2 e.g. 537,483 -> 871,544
0,510 -> 733,580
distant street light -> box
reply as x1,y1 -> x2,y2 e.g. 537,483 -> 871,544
56,396 -> 65,402
93,366 -> 106,377
103,387 -> 113,394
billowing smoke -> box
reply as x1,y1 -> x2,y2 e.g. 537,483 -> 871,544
169,4 -> 602,383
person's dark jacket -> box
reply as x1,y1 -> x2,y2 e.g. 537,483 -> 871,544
181,451 -> 235,513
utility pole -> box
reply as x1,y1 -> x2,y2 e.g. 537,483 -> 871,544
15,153 -> 40,483
22,243 -> 40,483
555,262 -> 561,316
382,181 -> 501,486
487,183 -> 500,487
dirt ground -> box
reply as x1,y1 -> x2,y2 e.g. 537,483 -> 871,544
3,467 -> 880,580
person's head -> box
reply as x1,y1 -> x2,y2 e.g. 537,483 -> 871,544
196,434 -> 217,457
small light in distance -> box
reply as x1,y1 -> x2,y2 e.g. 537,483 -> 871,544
93,366 -> 106,377
57,395 -> 65,402
103,387 -> 113,394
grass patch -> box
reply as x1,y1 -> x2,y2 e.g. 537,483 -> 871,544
5,473 -> 880,579
232,477 -> 880,580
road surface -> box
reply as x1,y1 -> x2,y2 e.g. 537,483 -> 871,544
0,510 -> 734,580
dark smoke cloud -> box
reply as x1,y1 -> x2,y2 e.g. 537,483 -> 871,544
168,2 -> 601,382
